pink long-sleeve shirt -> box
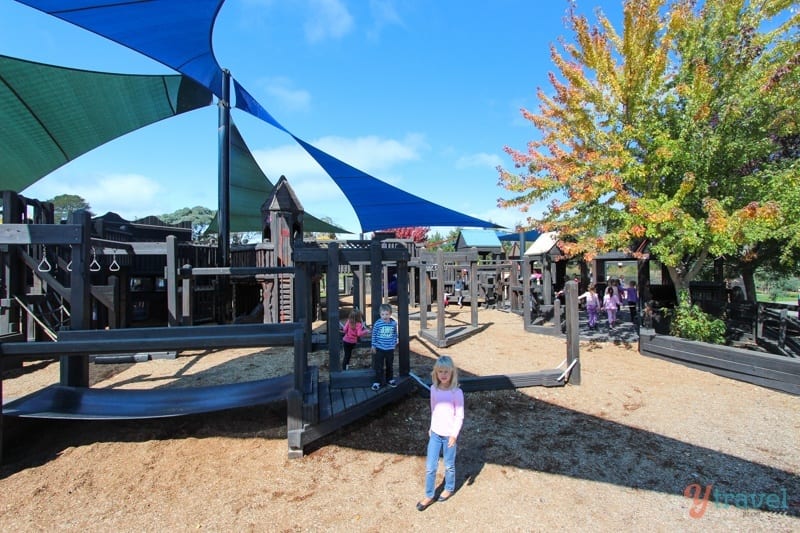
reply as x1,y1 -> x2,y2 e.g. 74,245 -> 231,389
429,385 -> 465,439
342,321 -> 368,343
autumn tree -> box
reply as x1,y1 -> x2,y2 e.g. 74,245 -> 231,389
387,226 -> 430,243
498,0 -> 799,296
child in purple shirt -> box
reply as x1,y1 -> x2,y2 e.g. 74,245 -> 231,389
417,355 -> 464,511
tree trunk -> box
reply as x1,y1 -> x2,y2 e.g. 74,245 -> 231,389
740,265 -> 758,304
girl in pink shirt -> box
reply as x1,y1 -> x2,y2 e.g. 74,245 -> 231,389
417,355 -> 464,511
341,308 -> 369,370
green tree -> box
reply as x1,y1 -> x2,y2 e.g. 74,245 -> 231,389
49,194 -> 91,221
159,206 -> 216,241
498,0 -> 799,297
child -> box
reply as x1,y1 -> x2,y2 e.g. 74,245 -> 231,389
603,285 -> 621,329
625,280 -> 639,325
370,303 -> 398,390
454,274 -> 465,308
578,284 -> 600,330
341,308 -> 369,370
417,356 -> 464,511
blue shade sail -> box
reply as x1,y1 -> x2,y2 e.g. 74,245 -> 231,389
16,1 -> 502,233
233,80 -> 288,134
14,0 -> 226,97
291,136 -> 502,232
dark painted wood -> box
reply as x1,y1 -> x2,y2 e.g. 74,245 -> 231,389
639,329 -> 800,395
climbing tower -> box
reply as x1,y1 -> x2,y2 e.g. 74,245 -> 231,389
260,176 -> 304,323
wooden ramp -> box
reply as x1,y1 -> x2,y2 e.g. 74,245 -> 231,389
288,371 -> 415,457
418,324 -> 489,348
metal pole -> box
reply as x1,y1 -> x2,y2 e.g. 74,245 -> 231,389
217,69 -> 231,267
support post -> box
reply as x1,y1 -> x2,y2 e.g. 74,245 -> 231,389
327,242 -> 342,372
217,69 -> 231,268
61,209 -> 91,387
397,259 -> 410,376
166,235 -> 179,326
436,249 -> 445,341
564,280 -> 581,384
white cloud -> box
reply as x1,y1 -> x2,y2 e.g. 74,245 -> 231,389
305,0 -> 354,43
22,173 -> 215,221
263,77 -> 311,112
455,152 -> 503,170
314,133 -> 427,172
366,0 -> 404,40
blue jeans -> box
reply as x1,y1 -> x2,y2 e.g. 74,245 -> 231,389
425,431 -> 457,498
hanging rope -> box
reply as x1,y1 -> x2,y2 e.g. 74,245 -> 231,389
37,246 -> 52,272
109,252 -> 120,272
90,248 -> 101,272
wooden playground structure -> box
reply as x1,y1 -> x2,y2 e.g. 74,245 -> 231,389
0,186 -> 582,462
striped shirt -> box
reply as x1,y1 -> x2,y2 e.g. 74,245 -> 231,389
371,317 -> 398,351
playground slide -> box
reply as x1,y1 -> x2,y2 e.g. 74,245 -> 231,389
2,374 -> 294,420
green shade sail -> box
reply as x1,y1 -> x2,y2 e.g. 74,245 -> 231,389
203,122 -> 350,235
0,54 -> 213,192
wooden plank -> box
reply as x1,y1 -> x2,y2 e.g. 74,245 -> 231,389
640,349 -> 800,395
0,224 -> 83,245
640,342 -> 800,386
460,371 -> 564,391
341,388 -> 357,409
299,379 -> 415,449
643,333 -> 800,374
329,387 -> 346,416
1,323 -> 306,358
318,382 -> 332,421
352,386 -> 369,403
329,369 -> 374,389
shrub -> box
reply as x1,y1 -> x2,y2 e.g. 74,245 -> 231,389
668,292 -> 727,344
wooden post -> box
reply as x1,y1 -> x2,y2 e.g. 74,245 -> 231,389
2,191 -> 23,335
436,249 -> 445,341
419,262 -> 429,330
564,280 -> 581,384
62,209 -> 91,387
166,235 -> 179,327
327,242 -> 342,372
470,258 -> 478,326
522,258 -> 532,328
108,275 -> 120,328
180,265 -> 194,326
397,259 -> 410,376
370,241 -> 382,325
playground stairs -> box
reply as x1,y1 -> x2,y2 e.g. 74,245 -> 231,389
13,290 -> 69,340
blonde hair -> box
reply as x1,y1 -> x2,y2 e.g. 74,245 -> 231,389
431,355 -> 459,390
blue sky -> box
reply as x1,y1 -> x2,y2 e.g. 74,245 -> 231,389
1,0 -> 625,235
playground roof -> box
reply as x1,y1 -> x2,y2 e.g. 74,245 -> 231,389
524,231 -> 561,256
457,229 -> 503,249
496,230 -> 541,243
15,0 -> 500,234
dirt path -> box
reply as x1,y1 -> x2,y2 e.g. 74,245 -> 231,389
1,308 -> 798,531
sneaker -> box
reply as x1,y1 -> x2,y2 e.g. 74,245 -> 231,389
388,379 -> 397,388
371,382 -> 381,391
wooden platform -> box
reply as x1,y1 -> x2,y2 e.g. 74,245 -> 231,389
289,374 -> 416,456
417,324 -> 488,348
